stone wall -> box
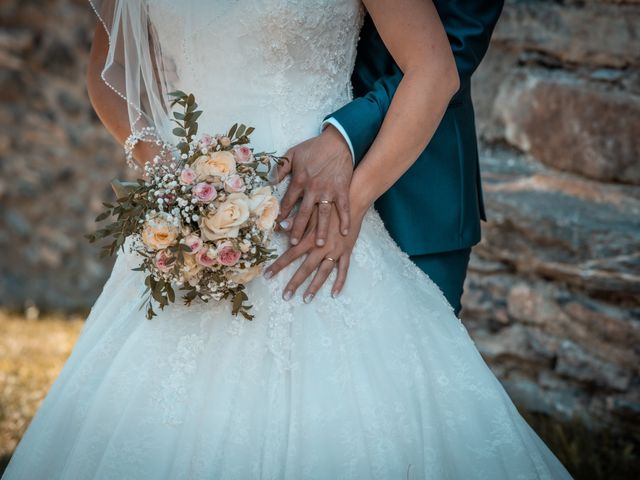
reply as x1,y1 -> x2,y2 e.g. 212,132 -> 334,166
0,0 -> 128,310
464,0 -> 640,441
0,0 -> 638,440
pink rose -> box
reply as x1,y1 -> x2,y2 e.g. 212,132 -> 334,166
199,134 -> 215,147
232,145 -> 253,163
155,250 -> 173,272
224,174 -> 246,193
217,242 -> 241,267
196,246 -> 217,267
192,182 -> 218,202
180,168 -> 197,185
183,234 -> 203,253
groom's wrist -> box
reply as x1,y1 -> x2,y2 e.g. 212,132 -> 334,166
321,119 -> 355,165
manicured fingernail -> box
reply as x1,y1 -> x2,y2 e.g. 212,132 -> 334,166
332,290 -> 340,299
342,229 -> 348,235
304,293 -> 314,304
283,291 -> 292,301
316,239 -> 325,246
279,219 -> 290,230
263,270 -> 273,279
291,238 -> 299,245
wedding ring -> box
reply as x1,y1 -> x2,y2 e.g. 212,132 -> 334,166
324,256 -> 337,263
318,200 -> 332,205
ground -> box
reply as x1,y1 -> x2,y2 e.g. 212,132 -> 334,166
0,309 -> 84,472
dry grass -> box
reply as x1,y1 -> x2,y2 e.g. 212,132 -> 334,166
0,309 -> 84,472
0,309 -> 637,479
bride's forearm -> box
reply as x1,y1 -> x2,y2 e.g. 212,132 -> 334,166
87,25 -> 156,165
350,0 -> 459,215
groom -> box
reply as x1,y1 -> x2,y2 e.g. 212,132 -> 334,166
268,1 -> 504,315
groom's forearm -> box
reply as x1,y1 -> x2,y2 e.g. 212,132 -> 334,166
325,68 -> 402,166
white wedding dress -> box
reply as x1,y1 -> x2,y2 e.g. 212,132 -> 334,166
3,1 -> 573,479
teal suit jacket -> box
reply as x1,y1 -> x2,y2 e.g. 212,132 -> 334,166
327,1 -> 503,256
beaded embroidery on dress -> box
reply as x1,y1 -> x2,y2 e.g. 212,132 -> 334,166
2,1 -> 572,479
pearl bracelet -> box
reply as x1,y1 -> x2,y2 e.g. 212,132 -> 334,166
124,126 -> 173,170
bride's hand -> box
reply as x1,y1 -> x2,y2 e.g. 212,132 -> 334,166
275,124 -> 353,248
265,201 -> 366,302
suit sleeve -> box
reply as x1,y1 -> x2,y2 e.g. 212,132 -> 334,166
326,0 -> 504,166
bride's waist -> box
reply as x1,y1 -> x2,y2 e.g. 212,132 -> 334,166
168,80 -> 351,153
195,107 -> 326,154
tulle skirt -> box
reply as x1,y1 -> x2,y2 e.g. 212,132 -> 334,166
2,209 -> 573,479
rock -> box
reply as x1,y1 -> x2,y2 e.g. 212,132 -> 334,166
473,323 -> 533,359
492,1 -> 640,69
492,71 -> 640,184
0,28 -> 32,70
507,283 -> 571,327
555,340 -> 632,391
478,150 -> 640,296
500,377 -> 588,423
4,210 -> 31,237
461,145 -> 640,437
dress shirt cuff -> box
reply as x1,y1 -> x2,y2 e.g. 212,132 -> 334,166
321,117 -> 355,166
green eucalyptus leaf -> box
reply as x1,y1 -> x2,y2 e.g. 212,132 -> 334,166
173,127 -> 187,137
166,285 -> 175,303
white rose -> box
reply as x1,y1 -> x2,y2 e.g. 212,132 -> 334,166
199,192 -> 250,241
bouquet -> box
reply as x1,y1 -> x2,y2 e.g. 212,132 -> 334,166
87,91 -> 284,320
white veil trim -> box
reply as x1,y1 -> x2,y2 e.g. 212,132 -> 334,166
87,0 -> 174,144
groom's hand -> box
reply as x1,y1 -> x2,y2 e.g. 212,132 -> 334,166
276,124 -> 353,247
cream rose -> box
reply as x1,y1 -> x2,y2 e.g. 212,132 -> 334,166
192,151 -> 236,181
228,265 -> 262,285
141,212 -> 180,250
181,253 -> 202,285
249,186 -> 279,231
199,192 -> 250,240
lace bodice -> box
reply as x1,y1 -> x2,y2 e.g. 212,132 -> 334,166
147,0 -> 365,153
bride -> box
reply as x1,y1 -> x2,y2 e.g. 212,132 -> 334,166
3,0 -> 573,479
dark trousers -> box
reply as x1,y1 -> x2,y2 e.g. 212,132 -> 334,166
409,247 -> 472,316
